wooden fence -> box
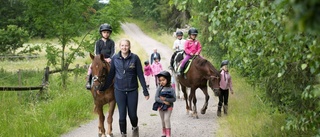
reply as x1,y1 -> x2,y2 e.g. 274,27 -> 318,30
0,64 -> 86,92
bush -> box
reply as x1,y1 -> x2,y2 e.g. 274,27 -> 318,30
0,25 -> 30,55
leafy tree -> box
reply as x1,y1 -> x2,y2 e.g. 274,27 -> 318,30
24,0 -> 131,88
0,0 -> 26,29
174,0 -> 319,136
0,25 -> 29,55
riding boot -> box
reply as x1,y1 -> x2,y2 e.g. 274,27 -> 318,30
85,74 -> 92,90
217,105 -> 222,117
165,128 -> 171,137
119,121 -> 127,136
132,126 -> 139,137
161,128 -> 166,137
223,105 -> 228,115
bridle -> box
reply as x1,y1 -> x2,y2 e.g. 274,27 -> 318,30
92,61 -> 109,91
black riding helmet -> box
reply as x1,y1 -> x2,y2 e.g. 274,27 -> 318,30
221,60 -> 229,67
156,71 -> 171,85
99,23 -> 112,34
188,28 -> 198,35
176,31 -> 183,36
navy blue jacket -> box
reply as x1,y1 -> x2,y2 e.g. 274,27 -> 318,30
100,51 -> 149,96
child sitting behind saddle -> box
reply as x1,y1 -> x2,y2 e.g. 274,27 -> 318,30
178,28 -> 202,76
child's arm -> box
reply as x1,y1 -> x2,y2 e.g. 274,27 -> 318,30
229,76 -> 234,94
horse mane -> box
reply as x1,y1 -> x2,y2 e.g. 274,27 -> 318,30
195,57 -> 220,77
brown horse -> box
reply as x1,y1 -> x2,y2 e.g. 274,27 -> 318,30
175,55 -> 220,118
89,53 -> 116,137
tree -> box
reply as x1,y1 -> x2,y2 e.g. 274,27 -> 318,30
24,0 -> 131,89
0,25 -> 29,55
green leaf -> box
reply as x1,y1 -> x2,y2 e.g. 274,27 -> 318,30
301,64 -> 307,70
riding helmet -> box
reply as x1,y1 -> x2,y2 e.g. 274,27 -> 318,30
221,60 -> 229,67
156,71 -> 171,84
188,28 -> 198,35
176,31 -> 183,36
99,23 -> 112,34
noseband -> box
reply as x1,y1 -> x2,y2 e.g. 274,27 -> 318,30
92,61 -> 108,90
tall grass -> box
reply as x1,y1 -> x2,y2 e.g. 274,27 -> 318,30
216,70 -> 288,137
0,73 -> 94,137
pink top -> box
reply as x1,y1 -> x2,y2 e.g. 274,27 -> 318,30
144,65 -> 153,76
220,70 -> 233,91
184,39 -> 202,55
151,62 -> 163,75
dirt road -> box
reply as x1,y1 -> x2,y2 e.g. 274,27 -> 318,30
62,23 -> 219,137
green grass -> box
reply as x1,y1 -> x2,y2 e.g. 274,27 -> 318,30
216,70 -> 289,137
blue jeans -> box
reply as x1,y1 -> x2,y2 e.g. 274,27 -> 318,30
115,89 -> 139,134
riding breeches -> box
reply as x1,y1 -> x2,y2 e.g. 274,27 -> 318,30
218,88 -> 229,106
115,89 -> 139,133
159,109 -> 172,128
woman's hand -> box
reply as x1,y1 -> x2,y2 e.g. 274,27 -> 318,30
105,58 -> 111,63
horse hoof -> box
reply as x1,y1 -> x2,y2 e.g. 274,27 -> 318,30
106,134 -> 113,137
201,109 -> 206,114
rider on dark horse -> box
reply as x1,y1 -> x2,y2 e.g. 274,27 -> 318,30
177,28 -> 202,76
170,31 -> 186,70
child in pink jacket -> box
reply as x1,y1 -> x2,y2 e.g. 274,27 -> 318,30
144,60 -> 153,89
151,57 -> 163,87
178,28 -> 202,76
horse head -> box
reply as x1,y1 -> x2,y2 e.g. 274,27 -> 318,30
90,53 -> 110,92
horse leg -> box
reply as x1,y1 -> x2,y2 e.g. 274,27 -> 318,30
190,88 -> 198,119
96,105 -> 106,137
181,85 -> 189,114
200,86 -> 210,114
106,100 -> 116,137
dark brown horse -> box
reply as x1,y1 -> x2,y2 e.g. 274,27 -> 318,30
175,55 -> 220,118
89,53 -> 116,137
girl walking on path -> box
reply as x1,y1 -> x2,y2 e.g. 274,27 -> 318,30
151,57 -> 163,88
144,60 -> 153,89
217,60 -> 234,117
154,71 -> 176,137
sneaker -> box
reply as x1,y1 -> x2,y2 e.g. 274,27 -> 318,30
132,126 -> 139,137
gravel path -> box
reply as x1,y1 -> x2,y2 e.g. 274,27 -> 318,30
62,23 -> 219,137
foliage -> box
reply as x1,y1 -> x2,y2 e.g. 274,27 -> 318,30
24,0 -> 131,88
0,25 -> 30,54
131,0 -> 190,29
174,0 -> 319,136
0,0 -> 26,29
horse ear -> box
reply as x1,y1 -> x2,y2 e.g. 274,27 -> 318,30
100,54 -> 105,61
90,53 -> 94,60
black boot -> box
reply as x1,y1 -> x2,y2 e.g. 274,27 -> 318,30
217,105 -> 222,117
223,105 -> 228,115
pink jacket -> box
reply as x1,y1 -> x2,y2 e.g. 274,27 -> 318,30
220,70 -> 233,91
151,62 -> 163,75
184,39 -> 202,55
144,65 -> 153,76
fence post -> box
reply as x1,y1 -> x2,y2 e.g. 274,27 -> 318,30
39,67 -> 49,94
74,64 -> 79,82
17,69 -> 22,96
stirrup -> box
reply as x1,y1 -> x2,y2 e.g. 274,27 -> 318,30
85,82 -> 91,90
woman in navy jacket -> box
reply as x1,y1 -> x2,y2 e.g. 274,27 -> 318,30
99,39 -> 149,136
